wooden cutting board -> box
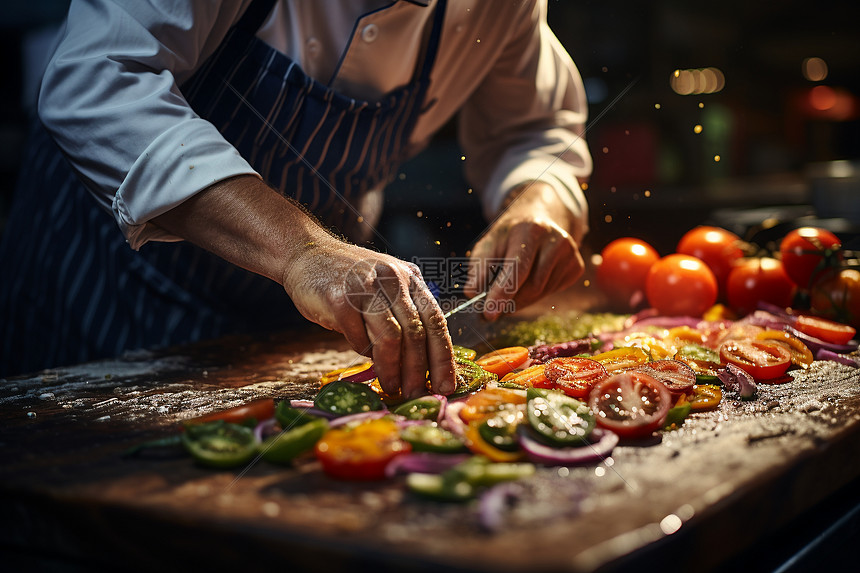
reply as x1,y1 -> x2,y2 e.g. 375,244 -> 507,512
2,317 -> 860,572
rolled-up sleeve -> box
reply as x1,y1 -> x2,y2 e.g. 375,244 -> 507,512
457,0 -> 592,241
38,0 -> 259,250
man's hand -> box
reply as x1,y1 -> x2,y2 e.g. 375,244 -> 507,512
282,237 -> 456,399
153,175 -> 455,399
464,181 -> 585,320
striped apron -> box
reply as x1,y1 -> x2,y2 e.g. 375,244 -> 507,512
0,0 -> 446,376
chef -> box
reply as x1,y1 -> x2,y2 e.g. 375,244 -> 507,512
0,0 -> 592,397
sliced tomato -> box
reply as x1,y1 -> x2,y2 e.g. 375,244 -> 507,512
314,418 -> 411,481
458,387 -> 527,425
755,330 -> 814,369
475,346 -> 530,376
793,315 -> 856,346
588,371 -> 673,439
719,340 -> 791,380
464,423 -> 525,463
543,357 -> 609,399
591,347 -> 650,372
688,384 -> 722,411
185,398 -> 275,427
500,364 -> 552,389
638,359 -> 695,396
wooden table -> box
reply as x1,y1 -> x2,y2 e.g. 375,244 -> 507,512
3,309 -> 860,572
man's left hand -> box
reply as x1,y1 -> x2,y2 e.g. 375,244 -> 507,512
464,181 -> 585,321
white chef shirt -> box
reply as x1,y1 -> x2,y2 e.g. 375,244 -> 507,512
38,0 -> 592,249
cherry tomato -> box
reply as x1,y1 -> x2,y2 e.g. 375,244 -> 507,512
688,384 -> 723,411
475,346 -> 530,376
810,268 -> 860,329
645,254 -> 718,317
676,226 -> 745,294
500,364 -> 552,389
755,330 -> 814,368
779,227 -> 842,288
314,418 -> 411,481
725,257 -> 795,316
588,370 -> 673,439
793,315 -> 856,346
543,357 -> 609,399
719,340 -> 791,381
185,398 -> 275,427
597,237 -> 660,309
458,387 -> 527,424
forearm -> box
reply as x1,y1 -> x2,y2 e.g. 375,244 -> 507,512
151,175 -> 328,284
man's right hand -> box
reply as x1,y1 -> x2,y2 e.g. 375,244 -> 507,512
152,175 -> 455,399
282,235 -> 456,399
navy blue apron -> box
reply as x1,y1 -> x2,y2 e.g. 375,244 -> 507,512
0,0 -> 447,376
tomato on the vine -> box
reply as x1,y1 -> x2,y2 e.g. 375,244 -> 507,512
725,257 -> 795,315
596,237 -> 660,309
645,254 -> 718,317
676,226 -> 745,294
779,227 -> 842,288
588,371 -> 673,439
810,268 -> 860,329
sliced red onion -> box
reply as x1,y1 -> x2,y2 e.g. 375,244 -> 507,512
478,482 -> 525,532
441,401 -> 468,438
285,404 -> 338,420
718,363 -> 757,399
253,417 -> 277,443
517,426 -> 619,466
339,364 -> 377,383
626,315 -> 702,330
756,301 -> 798,322
743,310 -> 793,330
384,452 -> 472,479
432,394 -> 448,423
328,410 -> 398,428
529,338 -> 598,364
785,325 -> 859,354
815,348 -> 860,367
623,308 -> 659,329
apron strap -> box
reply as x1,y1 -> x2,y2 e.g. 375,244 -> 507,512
417,0 -> 447,82
237,0 -> 278,34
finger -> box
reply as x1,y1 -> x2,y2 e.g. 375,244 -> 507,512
484,226 -> 538,320
513,232 -> 582,308
363,311 -> 403,396
388,294 -> 431,400
464,239 -> 500,297
409,277 -> 456,395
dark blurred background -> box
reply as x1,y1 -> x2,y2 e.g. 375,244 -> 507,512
2,0 -> 859,261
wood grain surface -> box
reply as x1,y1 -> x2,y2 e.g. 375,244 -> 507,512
2,310 -> 860,572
